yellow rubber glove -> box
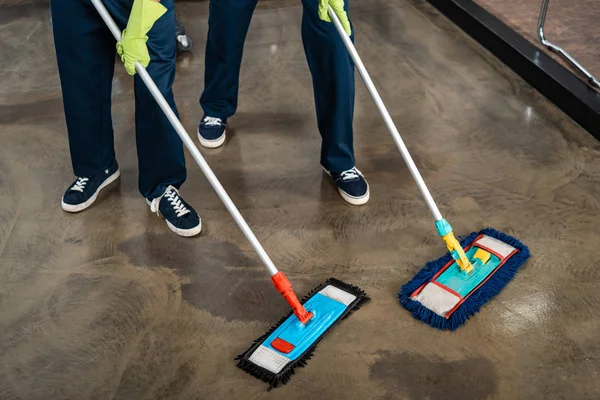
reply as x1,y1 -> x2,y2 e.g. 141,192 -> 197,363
116,0 -> 167,75
318,0 -> 351,36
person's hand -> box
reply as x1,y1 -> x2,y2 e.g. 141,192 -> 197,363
116,0 -> 167,75
318,0 -> 351,36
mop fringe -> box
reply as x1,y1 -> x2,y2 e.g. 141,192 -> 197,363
236,278 -> 369,389
398,227 -> 530,330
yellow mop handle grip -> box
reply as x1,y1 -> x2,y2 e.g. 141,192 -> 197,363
442,232 -> 473,273
435,218 -> 473,273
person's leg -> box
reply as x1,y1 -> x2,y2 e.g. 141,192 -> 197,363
199,0 -> 259,119
125,0 -> 201,237
51,0 -> 121,212
301,0 -> 369,205
51,0 -> 117,177
301,0 -> 355,173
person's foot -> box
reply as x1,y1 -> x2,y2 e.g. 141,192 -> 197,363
197,116 -> 226,148
61,163 -> 120,212
147,185 -> 202,237
324,166 -> 370,205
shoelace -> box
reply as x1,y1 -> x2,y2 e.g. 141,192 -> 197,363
203,116 -> 223,127
70,177 -> 89,192
339,167 -> 362,181
149,186 -> 190,218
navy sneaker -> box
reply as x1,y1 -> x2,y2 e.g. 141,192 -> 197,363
61,163 -> 120,213
325,167 -> 370,205
197,115 -> 226,148
147,185 -> 202,237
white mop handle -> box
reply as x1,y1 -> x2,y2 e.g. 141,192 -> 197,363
90,0 -> 279,276
328,7 -> 444,222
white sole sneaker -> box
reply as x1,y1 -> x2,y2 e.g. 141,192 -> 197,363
145,199 -> 202,237
323,167 -> 370,206
61,169 -> 121,213
197,127 -> 226,149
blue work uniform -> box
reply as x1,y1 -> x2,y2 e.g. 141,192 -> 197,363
200,0 -> 356,173
50,0 -> 186,199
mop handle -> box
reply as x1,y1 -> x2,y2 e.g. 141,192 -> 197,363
90,0 -> 279,277
328,7 -> 443,223
329,8 -> 474,272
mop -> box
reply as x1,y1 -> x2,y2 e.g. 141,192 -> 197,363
89,0 -> 369,389
328,9 -> 530,330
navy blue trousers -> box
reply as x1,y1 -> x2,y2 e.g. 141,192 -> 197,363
200,0 -> 356,173
51,0 -> 186,199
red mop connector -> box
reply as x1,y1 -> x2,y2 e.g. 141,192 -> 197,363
271,272 -> 313,325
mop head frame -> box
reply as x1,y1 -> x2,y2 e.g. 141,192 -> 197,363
399,228 -> 530,330
236,278 -> 369,389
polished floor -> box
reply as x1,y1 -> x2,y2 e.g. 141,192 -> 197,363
475,0 -> 600,86
2,0 -> 600,399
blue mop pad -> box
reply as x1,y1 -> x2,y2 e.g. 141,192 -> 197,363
399,228 -> 530,330
236,278 -> 369,389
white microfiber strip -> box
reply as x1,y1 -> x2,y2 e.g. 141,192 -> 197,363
248,345 -> 291,374
319,285 -> 357,306
476,235 -> 516,259
412,283 -> 461,317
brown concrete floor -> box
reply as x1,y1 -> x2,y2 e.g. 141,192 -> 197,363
2,0 -> 600,399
